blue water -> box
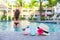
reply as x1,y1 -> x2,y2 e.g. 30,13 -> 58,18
0,21 -> 60,33
29,23 -> 36,35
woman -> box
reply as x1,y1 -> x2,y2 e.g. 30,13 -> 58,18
14,9 -> 20,26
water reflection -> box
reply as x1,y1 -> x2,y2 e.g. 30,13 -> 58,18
0,20 -> 60,32
0,22 -> 7,31
14,26 -> 20,32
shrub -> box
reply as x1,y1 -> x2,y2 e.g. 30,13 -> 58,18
1,15 -> 7,21
41,16 -> 45,20
8,16 -> 11,21
32,17 -> 37,20
28,17 -> 32,20
19,17 -> 25,20
12,17 -> 14,20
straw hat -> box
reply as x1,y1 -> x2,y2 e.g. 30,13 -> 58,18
39,23 -> 49,32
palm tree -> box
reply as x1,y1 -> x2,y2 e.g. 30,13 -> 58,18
29,0 -> 38,8
16,0 -> 22,7
57,0 -> 60,3
47,0 -> 57,7
39,0 -> 43,20
15,0 -> 23,12
47,0 -> 57,17
22,1 -> 29,8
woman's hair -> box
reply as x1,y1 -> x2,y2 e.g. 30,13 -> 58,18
14,9 -> 20,20
15,9 -> 20,16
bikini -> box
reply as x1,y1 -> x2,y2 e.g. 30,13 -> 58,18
14,22 -> 19,26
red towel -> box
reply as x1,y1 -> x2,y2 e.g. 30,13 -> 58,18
37,28 -> 44,35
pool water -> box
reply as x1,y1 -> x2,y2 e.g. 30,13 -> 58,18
0,21 -> 60,33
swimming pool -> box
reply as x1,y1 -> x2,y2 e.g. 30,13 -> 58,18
0,20 -> 60,33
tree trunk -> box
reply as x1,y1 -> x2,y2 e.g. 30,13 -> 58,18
39,0 -> 43,21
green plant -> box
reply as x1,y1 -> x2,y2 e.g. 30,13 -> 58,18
1,15 -> 7,21
8,16 -> 11,21
41,16 -> 45,20
12,17 -> 14,20
28,17 -> 32,20
19,17 -> 25,20
32,17 -> 37,20
47,0 -> 57,8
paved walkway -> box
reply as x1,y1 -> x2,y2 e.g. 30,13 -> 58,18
0,31 -> 60,40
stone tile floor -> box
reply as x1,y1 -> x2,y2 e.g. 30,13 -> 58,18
0,31 -> 59,40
